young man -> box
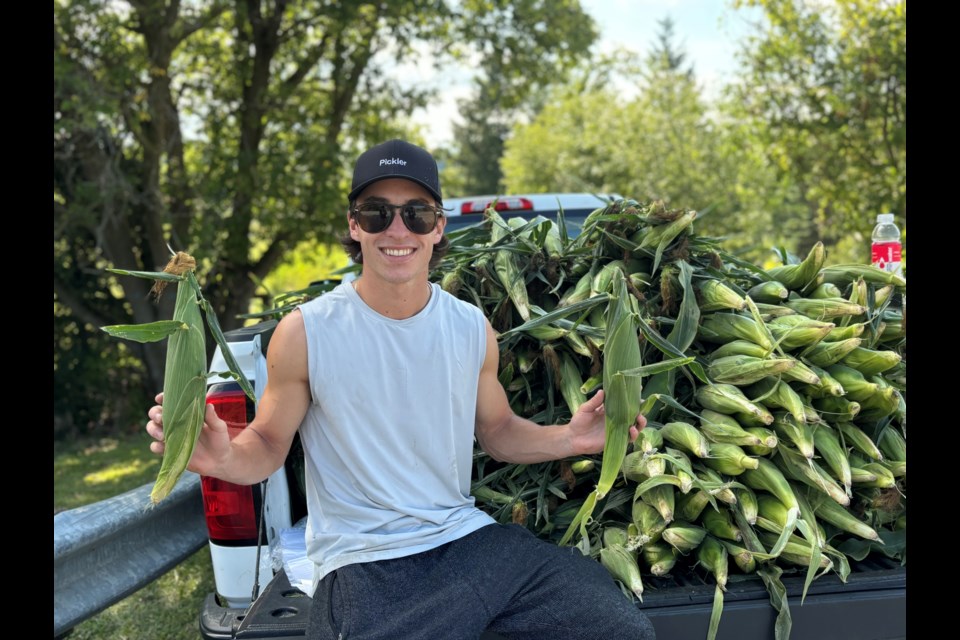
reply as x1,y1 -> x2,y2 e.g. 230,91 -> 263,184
146,139 -> 656,640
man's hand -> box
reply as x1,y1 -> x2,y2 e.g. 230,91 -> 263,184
566,389 -> 647,456
145,392 -> 232,476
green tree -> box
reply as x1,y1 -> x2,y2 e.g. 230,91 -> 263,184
446,0 -> 598,196
502,19 -> 741,241
725,0 -> 906,262
54,0 -> 600,434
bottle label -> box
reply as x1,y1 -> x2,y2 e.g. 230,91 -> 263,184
871,241 -> 902,274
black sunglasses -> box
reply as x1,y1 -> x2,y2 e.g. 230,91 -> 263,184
351,202 -> 443,235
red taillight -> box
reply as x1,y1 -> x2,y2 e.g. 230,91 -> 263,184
460,197 -> 534,214
202,388 -> 259,542
201,477 -> 258,541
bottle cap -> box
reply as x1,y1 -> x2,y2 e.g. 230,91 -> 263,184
877,213 -> 895,224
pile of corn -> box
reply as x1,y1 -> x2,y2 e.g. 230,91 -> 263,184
431,200 -> 905,636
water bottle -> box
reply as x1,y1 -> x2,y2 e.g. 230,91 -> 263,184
871,213 -> 902,277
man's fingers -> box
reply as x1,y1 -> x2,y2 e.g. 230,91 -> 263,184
581,389 -> 605,413
150,440 -> 165,455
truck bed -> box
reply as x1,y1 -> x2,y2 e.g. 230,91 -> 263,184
201,555 -> 905,640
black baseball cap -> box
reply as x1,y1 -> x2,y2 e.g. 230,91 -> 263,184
348,139 -> 443,205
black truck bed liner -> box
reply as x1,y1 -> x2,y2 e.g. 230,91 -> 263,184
202,556 -> 905,640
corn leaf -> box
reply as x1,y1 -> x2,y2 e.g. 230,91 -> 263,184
707,584 -> 724,640
667,261 -> 700,352
101,320 -> 187,343
106,267 -> 182,282
757,565 -> 793,640
191,272 -> 255,402
499,295 -> 608,338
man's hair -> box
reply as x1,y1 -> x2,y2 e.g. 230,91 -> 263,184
338,205 -> 450,270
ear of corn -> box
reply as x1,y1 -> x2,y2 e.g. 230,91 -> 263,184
699,410 -> 763,446
767,242 -> 825,291
807,490 -> 882,542
740,457 -> 799,511
753,302 -> 798,319
721,539 -> 757,574
747,379 -> 806,424
642,540 -> 679,576
812,396 -> 861,422
704,443 -> 760,475
698,279 -> 747,312
878,426 -> 906,462
735,486 -> 759,525
839,347 -> 902,375
623,450 -> 666,482
743,427 -> 779,456
699,313 -> 774,350
633,499 -> 669,543
747,281 -> 789,304
596,270 -> 643,498
662,523 -> 707,553
709,340 -> 772,360
707,355 -> 796,386
779,357 -> 822,385
157,294 -> 208,503
800,337 -> 863,367
757,533 -> 833,570
824,364 -> 881,402
661,421 -> 711,458
817,263 -> 907,288
701,506 -> 742,542
807,283 -> 844,299
696,384 -> 774,425
600,544 -> 645,600
557,351 -> 587,415
639,483 -> 676,523
697,535 -> 729,590
766,315 -> 836,349
801,365 -> 846,397
603,526 -> 630,550
836,421 -> 884,460
677,489 -> 711,522
776,445 -> 851,507
823,322 -> 866,342
784,297 -> 867,321
771,413 -> 816,459
812,425 -> 853,497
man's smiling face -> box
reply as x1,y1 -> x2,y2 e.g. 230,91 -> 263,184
348,178 -> 446,287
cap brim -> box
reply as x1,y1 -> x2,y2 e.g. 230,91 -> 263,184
349,175 -> 443,205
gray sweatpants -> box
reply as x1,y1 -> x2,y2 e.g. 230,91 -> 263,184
307,523 -> 656,640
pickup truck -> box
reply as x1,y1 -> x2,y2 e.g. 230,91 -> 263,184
196,194 -> 907,640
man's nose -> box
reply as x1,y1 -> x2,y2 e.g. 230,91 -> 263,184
384,208 -> 411,236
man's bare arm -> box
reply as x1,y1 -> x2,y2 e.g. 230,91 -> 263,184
474,320 -> 644,464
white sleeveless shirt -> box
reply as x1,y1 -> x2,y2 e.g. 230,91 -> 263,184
297,281 -> 496,595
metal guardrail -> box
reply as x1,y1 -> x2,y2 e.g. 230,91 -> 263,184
53,472 -> 207,637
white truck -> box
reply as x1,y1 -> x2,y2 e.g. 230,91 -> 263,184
196,193 -> 906,640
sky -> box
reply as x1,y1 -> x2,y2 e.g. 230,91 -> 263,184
406,0 -> 763,149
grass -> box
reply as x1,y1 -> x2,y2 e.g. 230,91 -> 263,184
55,431 -> 216,640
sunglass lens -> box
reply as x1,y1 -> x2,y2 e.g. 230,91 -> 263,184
402,206 -> 437,234
357,205 -> 391,233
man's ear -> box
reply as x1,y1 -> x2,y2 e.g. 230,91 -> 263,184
348,211 -> 361,242
433,214 -> 446,244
